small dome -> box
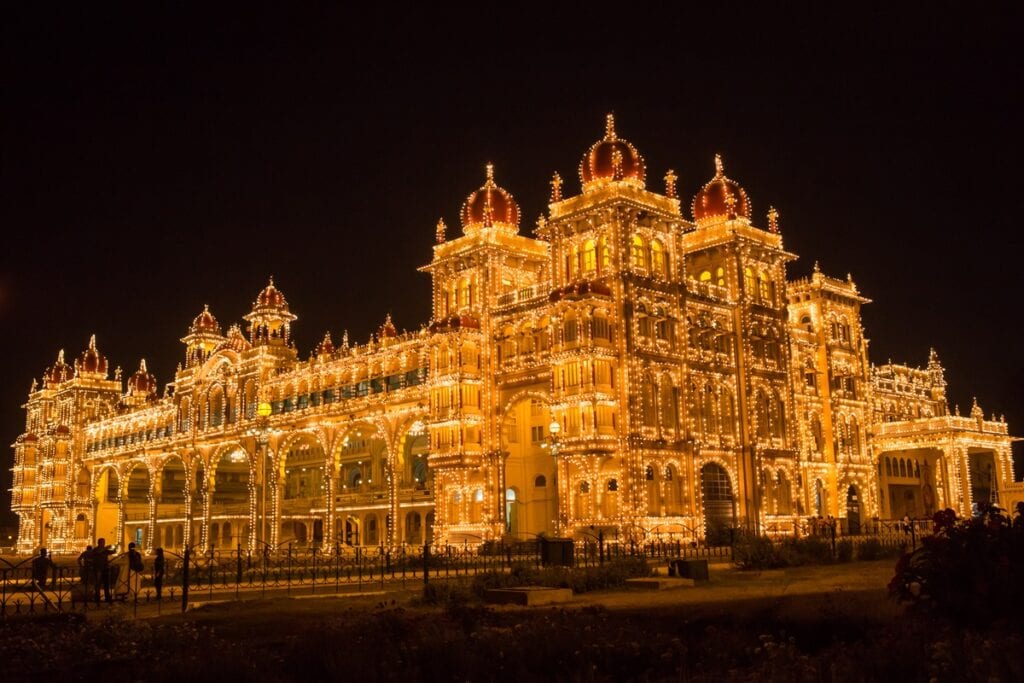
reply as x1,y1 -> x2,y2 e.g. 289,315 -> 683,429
378,314 -> 397,338
216,324 -> 251,353
255,276 -> 290,310
45,349 -> 75,386
692,155 -> 751,224
314,331 -> 335,357
579,114 -> 646,192
460,164 -> 520,233
127,359 -> 157,396
75,334 -> 108,378
54,424 -> 71,437
23,433 -> 39,443
190,305 -> 222,335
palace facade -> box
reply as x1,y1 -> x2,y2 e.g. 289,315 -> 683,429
10,116 -> 1020,554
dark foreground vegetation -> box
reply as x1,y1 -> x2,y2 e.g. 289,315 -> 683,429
1,508 -> 1021,682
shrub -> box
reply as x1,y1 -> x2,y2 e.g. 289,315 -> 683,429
835,539 -> 854,563
889,502 -> 1024,625
857,537 -> 903,561
733,533 -> 788,569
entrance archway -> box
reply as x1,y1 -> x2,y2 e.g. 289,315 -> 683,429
700,462 -> 734,545
846,485 -> 861,534
500,396 -> 556,538
123,463 -> 151,549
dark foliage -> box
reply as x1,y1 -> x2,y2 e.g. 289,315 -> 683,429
889,502 -> 1024,625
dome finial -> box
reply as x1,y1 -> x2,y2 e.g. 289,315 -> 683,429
57,349 -> 65,364
664,169 -> 678,199
436,217 -> 447,244
550,171 -> 563,202
89,334 -> 97,350
140,358 -> 147,372
485,162 -> 494,183
604,113 -> 617,141
714,154 -> 724,177
767,206 -> 779,233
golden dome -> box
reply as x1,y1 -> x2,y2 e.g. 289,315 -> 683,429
692,155 -> 751,224
579,114 -> 646,192
256,276 -> 289,309
460,164 -> 520,233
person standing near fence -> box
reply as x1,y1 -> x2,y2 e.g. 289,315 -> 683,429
126,542 -> 145,596
77,544 -> 94,599
153,547 -> 165,600
31,548 -> 56,590
92,538 -> 115,604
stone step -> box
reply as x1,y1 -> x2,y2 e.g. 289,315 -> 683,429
484,587 -> 573,606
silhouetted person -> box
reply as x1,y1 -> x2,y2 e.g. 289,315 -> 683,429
31,548 -> 55,590
153,548 -> 165,600
77,545 -> 94,601
92,538 -> 115,604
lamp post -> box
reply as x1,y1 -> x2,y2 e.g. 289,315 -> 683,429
256,402 -> 272,552
541,418 -> 562,534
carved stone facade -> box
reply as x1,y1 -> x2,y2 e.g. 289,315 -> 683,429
10,116 -> 1019,554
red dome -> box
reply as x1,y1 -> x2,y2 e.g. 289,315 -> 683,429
460,164 -> 520,233
579,114 -> 646,191
314,331 -> 335,357
692,155 -> 751,223
23,433 -> 39,443
256,277 -> 289,309
190,305 -> 221,335
75,334 -> 108,378
127,359 -> 157,395
45,349 -> 75,385
54,424 -> 71,436
217,324 -> 251,353
378,314 -> 397,338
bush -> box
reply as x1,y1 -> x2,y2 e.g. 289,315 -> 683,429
469,557 -> 650,597
889,502 -> 1024,625
856,537 -> 903,561
734,534 -> 788,569
835,539 -> 854,563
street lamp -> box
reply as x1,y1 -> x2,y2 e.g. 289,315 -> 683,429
256,402 -> 272,551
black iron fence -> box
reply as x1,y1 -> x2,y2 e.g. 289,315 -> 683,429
0,523 -> 928,618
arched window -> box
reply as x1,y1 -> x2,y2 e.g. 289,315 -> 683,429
208,387 -> 224,428
642,375 -> 657,427
598,236 -> 611,272
715,266 -> 726,287
744,266 -> 755,293
631,235 -> 646,270
563,315 -> 578,344
702,385 -> 718,435
534,474 -> 547,488
650,239 -> 665,276
758,271 -> 771,302
771,393 -> 785,438
582,240 -> 597,274
719,389 -> 736,438
660,379 -> 677,433
811,415 -> 824,452
699,270 -> 712,282
885,457 -> 892,476
755,391 -> 771,439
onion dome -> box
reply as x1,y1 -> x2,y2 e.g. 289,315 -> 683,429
190,305 -> 222,335
692,155 -> 751,224
45,349 -> 75,386
127,359 -> 157,396
579,113 -> 646,192
75,334 -> 109,379
255,276 -> 289,310
23,433 -> 39,444
217,324 -> 252,353
460,163 -> 520,234
314,331 -> 335,357
54,424 -> 71,437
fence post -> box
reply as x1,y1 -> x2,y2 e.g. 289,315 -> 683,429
910,523 -> 916,551
423,543 -> 430,593
181,545 -> 190,613
236,543 -> 243,594
830,522 -> 837,558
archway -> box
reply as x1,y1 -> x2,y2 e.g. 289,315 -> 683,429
700,462 -> 735,545
500,396 -> 556,538
846,485 -> 861,534
123,464 -> 151,549
211,448 -> 251,550
157,455 -> 187,551
280,433 -> 327,548
334,424 -> 388,546
968,450 -> 997,512
91,468 -> 116,546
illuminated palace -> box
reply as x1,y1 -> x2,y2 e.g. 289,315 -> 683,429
11,115 -> 1021,555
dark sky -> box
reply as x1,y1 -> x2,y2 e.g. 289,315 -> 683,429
2,7 -> 1021,524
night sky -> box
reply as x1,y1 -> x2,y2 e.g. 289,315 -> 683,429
2,7 -> 1021,524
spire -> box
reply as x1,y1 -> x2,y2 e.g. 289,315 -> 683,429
604,112 -> 617,141
88,334 -> 97,351
767,206 -> 779,233
550,171 -> 563,202
485,162 -> 495,184
714,153 -> 724,177
140,358 -> 147,373
664,169 -> 677,199
436,218 -> 446,244
57,349 -> 65,364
